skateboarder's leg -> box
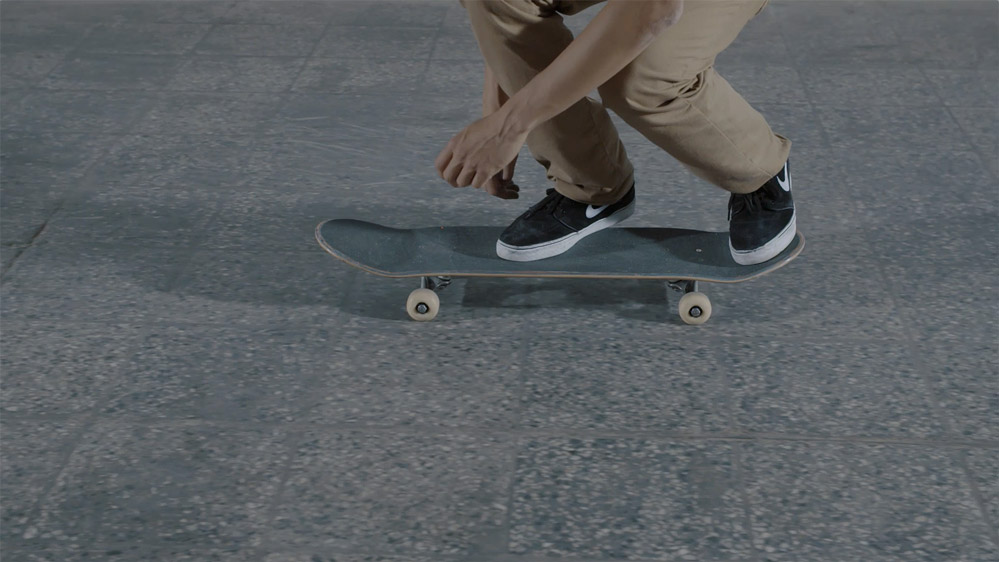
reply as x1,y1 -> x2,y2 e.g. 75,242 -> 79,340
597,0 -> 790,195
460,0 -> 634,206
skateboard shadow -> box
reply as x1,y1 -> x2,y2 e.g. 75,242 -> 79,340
457,276 -> 678,324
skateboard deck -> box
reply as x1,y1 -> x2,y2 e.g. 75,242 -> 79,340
316,219 -> 804,323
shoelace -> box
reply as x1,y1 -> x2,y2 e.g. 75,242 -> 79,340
729,182 -> 776,219
525,188 -> 563,218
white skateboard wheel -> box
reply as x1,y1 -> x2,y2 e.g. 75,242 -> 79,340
678,292 -> 711,325
407,288 -> 439,321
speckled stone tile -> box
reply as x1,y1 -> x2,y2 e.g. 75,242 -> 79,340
509,438 -> 749,560
817,105 -> 974,153
924,69 -> 999,109
221,0 -> 353,25
174,248 -> 350,314
1,244 -> 25,275
101,325 -> 329,423
0,0 -> 232,24
521,334 -> 731,434
899,298 -> 998,442
422,59 -> 485,99
843,150 -> 997,227
432,27 -> 482,62
27,422 -> 290,551
293,58 -> 427,94
743,442 -> 998,561
888,4 -> 998,70
74,23 -> 211,55
965,448 -> 999,530
299,327 -> 520,428
193,23 -> 326,57
259,554 -> 441,562
1,131 -> 116,184
0,549 -> 256,562
43,188 -> 218,246
40,53 -> 184,91
715,5 -> 789,67
728,336 -> 947,439
799,66 -> 942,107
0,51 -> 67,90
134,93 -> 283,136
349,1 -> 449,28
166,56 -> 307,92
0,19 -> 94,54
87,133 -> 256,190
1,239 -> 192,296
752,102 -> 829,151
1,90 -> 154,133
0,418 -> 85,545
775,1 -> 907,67
722,65 -> 809,105
0,184 -> 65,244
0,282 -> 315,332
264,92 -> 423,135
315,26 -> 437,60
272,431 -> 511,555
0,321 -> 137,416
949,107 -> 998,166
192,191 -> 317,252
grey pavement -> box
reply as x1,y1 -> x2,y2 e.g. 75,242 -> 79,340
1,0 -> 997,560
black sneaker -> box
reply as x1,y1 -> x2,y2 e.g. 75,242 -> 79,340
497,185 -> 636,262
728,160 -> 796,265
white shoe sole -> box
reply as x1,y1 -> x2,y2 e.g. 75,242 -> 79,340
496,201 -> 636,262
730,212 -> 797,265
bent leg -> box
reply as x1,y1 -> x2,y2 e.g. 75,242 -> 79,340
460,0 -> 634,205
598,0 -> 790,194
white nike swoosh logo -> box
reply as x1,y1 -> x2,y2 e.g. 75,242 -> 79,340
586,204 -> 609,219
776,164 -> 791,192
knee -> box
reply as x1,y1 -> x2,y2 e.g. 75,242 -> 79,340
599,67 -> 701,117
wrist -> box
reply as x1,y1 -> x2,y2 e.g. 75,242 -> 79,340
498,93 -> 538,136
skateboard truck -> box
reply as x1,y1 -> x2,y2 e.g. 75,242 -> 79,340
407,276 -> 452,321
668,280 -> 712,325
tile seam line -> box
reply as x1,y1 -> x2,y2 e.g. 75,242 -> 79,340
6,415 -> 996,450
958,449 -> 999,550
0,311 -> 965,350
943,103 -> 999,185
772,0 -> 834,150
733,442 -> 763,562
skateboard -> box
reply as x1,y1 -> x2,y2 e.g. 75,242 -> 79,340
315,219 -> 804,324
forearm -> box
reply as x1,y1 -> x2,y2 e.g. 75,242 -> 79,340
500,0 -> 682,133
483,64 -> 509,115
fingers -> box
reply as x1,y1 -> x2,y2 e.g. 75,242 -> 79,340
434,143 -> 453,179
456,166 -> 476,188
483,174 -> 519,200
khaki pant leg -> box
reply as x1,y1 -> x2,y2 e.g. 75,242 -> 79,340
598,0 -> 790,194
461,0 -> 634,205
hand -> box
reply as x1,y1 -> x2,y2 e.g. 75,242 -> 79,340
481,154 -> 519,200
435,108 -> 528,199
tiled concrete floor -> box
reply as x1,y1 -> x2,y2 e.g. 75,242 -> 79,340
1,1 -> 997,560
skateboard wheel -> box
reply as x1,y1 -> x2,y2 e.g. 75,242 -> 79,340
407,288 -> 440,321
678,292 -> 712,325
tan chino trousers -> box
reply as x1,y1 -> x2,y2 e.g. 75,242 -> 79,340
460,0 -> 792,205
